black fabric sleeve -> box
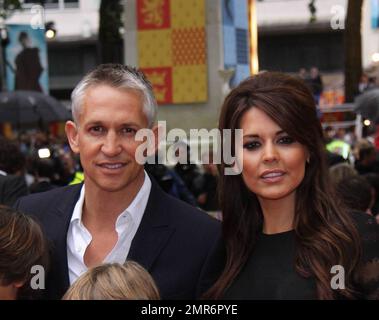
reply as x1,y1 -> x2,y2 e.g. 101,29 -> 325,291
352,212 -> 379,300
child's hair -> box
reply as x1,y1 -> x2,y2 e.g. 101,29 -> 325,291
63,261 -> 160,300
0,205 -> 49,299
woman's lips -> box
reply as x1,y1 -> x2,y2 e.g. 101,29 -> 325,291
260,170 -> 286,183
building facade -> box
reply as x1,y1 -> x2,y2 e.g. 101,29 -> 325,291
6,0 -> 100,100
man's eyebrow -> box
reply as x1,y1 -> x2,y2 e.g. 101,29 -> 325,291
84,121 -> 142,128
85,121 -> 103,126
119,122 -> 142,127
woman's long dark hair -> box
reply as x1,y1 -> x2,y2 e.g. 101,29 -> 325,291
205,72 -> 361,299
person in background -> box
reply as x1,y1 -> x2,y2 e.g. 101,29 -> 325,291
326,128 -> 351,161
355,144 -> 378,175
197,151 -> 220,212
29,157 -> 58,194
358,73 -> 370,93
336,176 -> 375,215
144,153 -> 197,206
0,137 -> 28,206
329,162 -> 358,186
173,141 -> 205,199
323,126 -> 335,145
14,31 -> 43,92
323,127 -> 346,167
309,67 -> 323,105
63,261 -> 160,300
297,68 -> 307,81
0,205 -> 48,300
56,151 -> 83,186
352,139 -> 372,162
368,76 -> 377,90
363,173 -> 379,223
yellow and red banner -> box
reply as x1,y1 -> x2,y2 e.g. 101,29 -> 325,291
137,0 -> 208,104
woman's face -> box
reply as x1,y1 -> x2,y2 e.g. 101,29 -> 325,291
238,107 -> 309,203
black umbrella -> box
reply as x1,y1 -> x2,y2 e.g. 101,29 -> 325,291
354,88 -> 379,122
0,90 -> 71,126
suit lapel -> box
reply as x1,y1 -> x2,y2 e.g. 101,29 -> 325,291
128,179 -> 175,270
46,180 -> 173,295
47,184 -> 82,295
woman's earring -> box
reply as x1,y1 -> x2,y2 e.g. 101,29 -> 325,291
306,157 -> 310,164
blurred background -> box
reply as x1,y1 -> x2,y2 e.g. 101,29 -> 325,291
0,0 -> 379,222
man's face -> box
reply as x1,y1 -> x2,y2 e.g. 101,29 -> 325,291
20,37 -> 31,48
65,85 -> 151,193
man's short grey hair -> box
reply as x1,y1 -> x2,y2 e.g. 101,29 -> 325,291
71,64 -> 157,127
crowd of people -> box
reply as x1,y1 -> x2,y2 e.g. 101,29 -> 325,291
325,126 -> 379,223
0,132 -> 82,206
0,131 -> 220,213
0,64 -> 378,300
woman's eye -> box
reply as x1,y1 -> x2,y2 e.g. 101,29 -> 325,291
243,141 -> 260,150
278,136 -> 295,145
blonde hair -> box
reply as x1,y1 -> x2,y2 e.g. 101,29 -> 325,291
63,261 -> 160,300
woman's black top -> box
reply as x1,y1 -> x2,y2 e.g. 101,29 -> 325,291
223,212 -> 379,300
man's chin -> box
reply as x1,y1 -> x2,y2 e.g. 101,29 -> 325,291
96,183 -> 129,193
85,169 -> 145,193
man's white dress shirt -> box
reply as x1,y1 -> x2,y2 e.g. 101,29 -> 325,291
67,172 -> 151,284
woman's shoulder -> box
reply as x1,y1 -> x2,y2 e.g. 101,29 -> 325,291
349,211 -> 379,300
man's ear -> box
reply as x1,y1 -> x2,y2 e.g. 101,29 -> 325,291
65,121 -> 80,154
13,280 -> 25,289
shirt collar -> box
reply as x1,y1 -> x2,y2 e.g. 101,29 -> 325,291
70,184 -> 85,223
123,171 -> 151,222
70,171 -> 152,225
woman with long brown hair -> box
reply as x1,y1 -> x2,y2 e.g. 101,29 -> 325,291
205,72 -> 379,299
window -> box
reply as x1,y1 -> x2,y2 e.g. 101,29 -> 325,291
236,28 -> 248,65
63,0 -> 79,8
258,31 -> 344,73
22,0 -> 79,9
48,41 -> 99,98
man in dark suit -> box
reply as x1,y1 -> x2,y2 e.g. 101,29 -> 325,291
0,174 -> 28,206
0,137 -> 28,206
15,64 -> 221,299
